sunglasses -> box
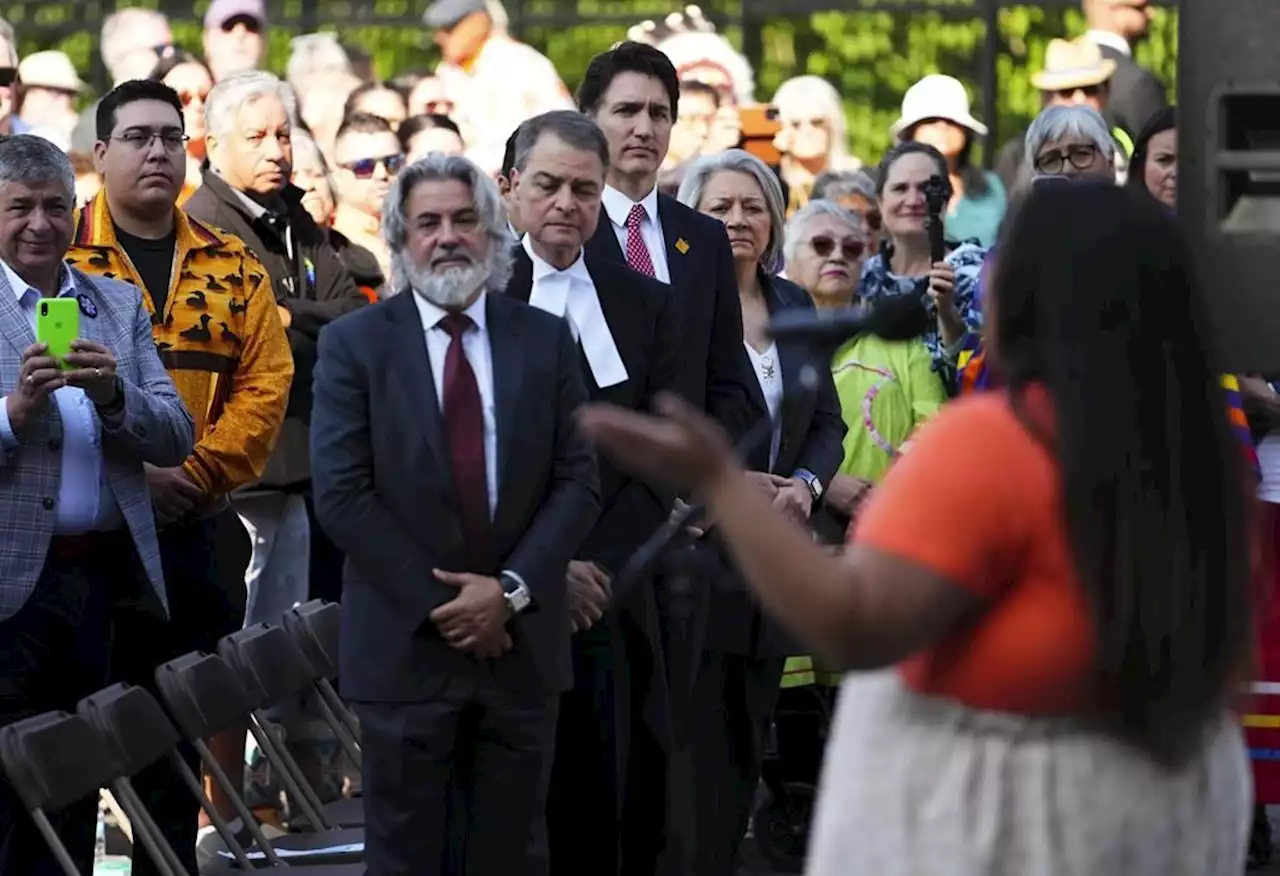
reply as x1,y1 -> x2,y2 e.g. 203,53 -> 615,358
1051,84 -> 1104,100
809,235 -> 865,260
0,68 -> 14,87
341,154 -> 405,179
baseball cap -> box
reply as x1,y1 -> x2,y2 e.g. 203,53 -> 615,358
204,0 -> 267,31
422,0 -> 487,30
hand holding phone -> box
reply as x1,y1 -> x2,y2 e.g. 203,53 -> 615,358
5,342 -> 66,435
35,298 -> 79,371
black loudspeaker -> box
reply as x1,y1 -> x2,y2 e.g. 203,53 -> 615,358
1179,3 -> 1280,377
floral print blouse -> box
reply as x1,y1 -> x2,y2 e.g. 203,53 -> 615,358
856,241 -> 988,391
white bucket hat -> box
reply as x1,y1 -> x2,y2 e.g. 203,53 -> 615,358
890,74 -> 987,140
17,51 -> 86,93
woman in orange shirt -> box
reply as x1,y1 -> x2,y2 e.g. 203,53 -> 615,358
581,183 -> 1253,874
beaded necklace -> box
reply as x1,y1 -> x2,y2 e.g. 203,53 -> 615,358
834,359 -> 899,456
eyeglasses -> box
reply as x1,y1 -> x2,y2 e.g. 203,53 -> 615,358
1034,143 -> 1100,175
340,154 -> 405,179
0,68 -> 15,87
809,235 -> 865,260
111,130 -> 190,152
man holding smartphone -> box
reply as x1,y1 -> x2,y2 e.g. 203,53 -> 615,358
65,78 -> 293,873
0,132 -> 194,875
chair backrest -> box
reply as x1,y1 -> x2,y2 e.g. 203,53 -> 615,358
154,652 -> 253,741
77,684 -> 181,777
0,711 -> 119,811
218,624 -> 316,708
283,599 -> 341,680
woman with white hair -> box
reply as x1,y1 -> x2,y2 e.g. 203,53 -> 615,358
771,75 -> 862,215
677,149 -> 846,876
1023,103 -> 1119,186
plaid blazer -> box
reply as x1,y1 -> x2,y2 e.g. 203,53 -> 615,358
0,265 -> 194,622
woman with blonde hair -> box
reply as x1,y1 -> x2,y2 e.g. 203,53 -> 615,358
771,75 -> 861,214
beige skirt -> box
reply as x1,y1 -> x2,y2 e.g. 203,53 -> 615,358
805,672 -> 1252,876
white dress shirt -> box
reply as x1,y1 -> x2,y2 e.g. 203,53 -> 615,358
1085,29 -> 1132,57
601,185 -> 670,284
744,340 -> 783,470
411,290 -> 499,517
521,237 -> 628,389
0,260 -> 125,534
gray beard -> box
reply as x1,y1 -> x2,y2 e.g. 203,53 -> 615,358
399,255 -> 490,309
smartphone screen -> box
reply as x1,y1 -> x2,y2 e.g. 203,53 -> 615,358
36,298 -> 80,370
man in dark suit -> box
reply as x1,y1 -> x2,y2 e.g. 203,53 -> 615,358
1083,0 -> 1168,138
310,152 -> 601,876
576,40 -> 758,875
502,110 -> 681,876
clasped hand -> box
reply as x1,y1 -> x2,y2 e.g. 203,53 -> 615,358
6,341 -> 120,434
567,560 -> 611,632
669,471 -> 810,537
429,569 -> 513,659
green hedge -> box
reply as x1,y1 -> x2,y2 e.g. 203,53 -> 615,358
9,0 -> 1176,165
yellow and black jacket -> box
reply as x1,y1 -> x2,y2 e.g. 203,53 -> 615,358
66,191 -> 294,502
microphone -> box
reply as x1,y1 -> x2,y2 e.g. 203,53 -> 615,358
609,293 -> 932,607
766,293 -> 932,350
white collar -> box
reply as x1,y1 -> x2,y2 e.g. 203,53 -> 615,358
1085,29 -> 1132,57
1,258 -> 75,302
602,184 -> 660,230
412,287 -> 489,334
522,236 -> 592,286
521,235 -> 628,389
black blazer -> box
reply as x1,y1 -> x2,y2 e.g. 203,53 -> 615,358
506,247 -> 682,577
1096,43 -> 1169,139
310,291 -> 601,702
701,274 -> 847,657
585,193 -> 756,442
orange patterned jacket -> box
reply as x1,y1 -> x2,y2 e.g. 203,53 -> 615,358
66,191 -> 294,501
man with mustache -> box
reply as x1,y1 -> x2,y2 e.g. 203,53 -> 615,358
311,152 -> 600,876
65,78 -> 293,872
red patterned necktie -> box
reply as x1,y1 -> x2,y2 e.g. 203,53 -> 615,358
624,203 -> 657,278
439,312 -> 491,558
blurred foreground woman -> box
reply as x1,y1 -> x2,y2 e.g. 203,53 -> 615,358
580,183 -> 1254,874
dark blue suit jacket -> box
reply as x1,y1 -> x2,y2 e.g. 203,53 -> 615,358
310,290 -> 601,701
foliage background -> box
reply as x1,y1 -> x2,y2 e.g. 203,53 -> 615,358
7,0 -> 1177,165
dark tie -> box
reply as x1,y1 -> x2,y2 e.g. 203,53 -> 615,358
624,203 -> 657,278
439,313 -> 491,561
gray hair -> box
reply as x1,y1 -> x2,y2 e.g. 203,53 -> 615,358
676,148 -> 786,272
291,130 -> 339,202
812,168 -> 876,204
286,33 -> 352,92
0,135 -> 75,201
101,9 -> 170,79
513,111 -> 609,175
782,198 -> 865,266
382,153 -> 513,293
1024,104 -> 1117,169
205,71 -> 298,142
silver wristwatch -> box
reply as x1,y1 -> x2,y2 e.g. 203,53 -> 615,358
794,468 -> 825,504
500,571 -> 532,614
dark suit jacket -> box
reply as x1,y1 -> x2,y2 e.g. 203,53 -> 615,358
1097,43 -> 1169,138
586,193 -> 756,442
700,275 -> 847,657
506,247 -> 681,578
311,291 -> 601,702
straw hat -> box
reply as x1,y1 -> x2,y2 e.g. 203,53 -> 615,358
1032,37 -> 1117,92
890,74 -> 987,140
17,51 -> 86,93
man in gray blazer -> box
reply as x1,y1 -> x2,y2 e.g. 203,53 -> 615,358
0,134 -> 194,873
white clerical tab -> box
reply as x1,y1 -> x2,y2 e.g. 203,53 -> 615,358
523,236 -> 629,389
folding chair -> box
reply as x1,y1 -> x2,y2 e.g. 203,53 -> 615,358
153,652 -> 365,866
77,683 -> 363,874
218,624 -> 363,829
282,600 -> 359,744
0,710 -> 179,876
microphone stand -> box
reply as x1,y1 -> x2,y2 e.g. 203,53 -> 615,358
608,359 -> 825,610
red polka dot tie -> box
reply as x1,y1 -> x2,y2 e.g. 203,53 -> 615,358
624,203 -> 657,278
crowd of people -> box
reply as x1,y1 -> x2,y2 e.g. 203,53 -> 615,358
2,0 -> 1274,874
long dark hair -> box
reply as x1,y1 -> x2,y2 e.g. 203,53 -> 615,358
990,183 -> 1250,767
1126,106 -> 1177,193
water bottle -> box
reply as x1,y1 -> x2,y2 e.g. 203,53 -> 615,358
94,799 -> 106,862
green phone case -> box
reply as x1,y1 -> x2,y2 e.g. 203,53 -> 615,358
36,298 -> 81,371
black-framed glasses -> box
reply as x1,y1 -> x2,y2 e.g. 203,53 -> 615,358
809,235 -> 866,260
340,154 -> 405,179
0,68 -> 15,87
1034,143 -> 1100,174
111,130 -> 190,152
